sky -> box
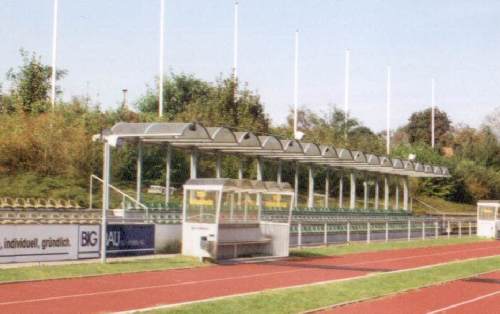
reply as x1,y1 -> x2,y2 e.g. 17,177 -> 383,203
1,0 -> 500,132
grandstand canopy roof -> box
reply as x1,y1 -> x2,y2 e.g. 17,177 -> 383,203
101,122 -> 450,178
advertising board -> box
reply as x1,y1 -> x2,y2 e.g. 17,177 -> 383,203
106,224 -> 155,257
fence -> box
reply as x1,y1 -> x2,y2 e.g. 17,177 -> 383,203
289,218 -> 477,247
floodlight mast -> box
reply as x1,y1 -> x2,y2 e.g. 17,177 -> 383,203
344,49 -> 350,141
431,78 -> 435,149
386,66 -> 391,155
293,30 -> 299,139
233,1 -> 239,79
50,0 -> 59,111
158,0 -> 165,118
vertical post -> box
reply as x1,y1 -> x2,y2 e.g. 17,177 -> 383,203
324,170 -> 330,208
101,142 -> 111,263
407,219 -> 411,241
323,223 -> 328,246
293,30 -> 299,139
89,175 -> 93,210
307,165 -> 314,208
435,221 -> 439,239
431,78 -> 435,149
349,173 -> 356,209
136,141 -> 143,203
50,0 -> 59,110
158,0 -> 165,117
233,1 -> 239,78
363,177 -> 368,209
257,157 -> 263,181
165,144 -> 171,205
459,221 -> 462,238
403,176 -> 409,211
366,222 -> 371,243
190,149 -> 198,179
384,175 -> 389,210
386,66 -> 391,155
339,175 -> 344,208
447,220 -> 451,239
422,220 -> 425,240
374,177 -> 380,210
294,162 -> 299,207
347,221 -> 351,242
277,160 -> 282,183
395,180 -> 400,209
344,49 -> 350,141
469,222 -> 472,237
298,223 -> 302,248
215,152 -> 222,178
238,157 -> 243,179
385,221 -> 389,242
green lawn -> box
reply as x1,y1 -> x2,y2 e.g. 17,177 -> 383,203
290,237 -> 488,257
0,256 -> 205,284
158,255 -> 500,314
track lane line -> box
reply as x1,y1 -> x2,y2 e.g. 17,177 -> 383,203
425,290 -> 500,314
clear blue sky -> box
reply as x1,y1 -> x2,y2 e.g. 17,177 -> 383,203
1,0 -> 499,131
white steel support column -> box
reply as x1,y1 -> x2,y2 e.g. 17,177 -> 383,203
384,175 -> 390,210
395,179 -> 400,209
403,176 -> 409,211
136,141 -> 143,202
363,176 -> 368,209
257,158 -> 264,181
349,173 -> 356,209
307,165 -> 314,208
374,177 -> 380,209
165,144 -> 172,205
190,149 -> 198,179
215,152 -> 222,178
324,170 -> 330,208
339,175 -> 344,208
101,141 -> 111,263
277,160 -> 282,183
294,162 -> 299,207
238,157 -> 243,179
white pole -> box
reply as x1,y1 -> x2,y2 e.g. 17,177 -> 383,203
101,142 -> 111,263
158,0 -> 165,118
431,78 -> 435,149
344,49 -> 350,140
50,0 -> 59,110
293,30 -> 299,139
386,66 -> 391,155
233,1 -> 239,78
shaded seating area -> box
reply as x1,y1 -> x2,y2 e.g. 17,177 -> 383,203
182,178 -> 294,261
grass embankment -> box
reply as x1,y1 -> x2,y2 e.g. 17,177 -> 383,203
412,195 -> 476,214
158,255 -> 500,314
0,256 -> 205,284
290,237 -> 487,258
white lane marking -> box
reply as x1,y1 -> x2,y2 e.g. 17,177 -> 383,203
0,244 -> 499,307
426,290 -> 500,314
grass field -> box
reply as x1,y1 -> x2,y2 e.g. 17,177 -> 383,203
0,256 -> 205,284
290,237 -> 487,257
158,255 -> 500,314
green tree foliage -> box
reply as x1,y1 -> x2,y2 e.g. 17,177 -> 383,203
405,107 -> 451,146
5,50 -> 66,113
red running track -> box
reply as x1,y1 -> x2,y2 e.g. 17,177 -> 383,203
325,271 -> 500,314
0,241 -> 499,314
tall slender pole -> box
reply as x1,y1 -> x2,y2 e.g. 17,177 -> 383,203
293,30 -> 299,139
431,78 -> 435,149
344,49 -> 350,141
50,0 -> 59,110
233,1 -> 239,78
386,66 -> 391,155
158,0 -> 165,117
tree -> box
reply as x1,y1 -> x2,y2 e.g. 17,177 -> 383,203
484,106 -> 500,139
6,50 -> 66,113
404,107 -> 451,147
